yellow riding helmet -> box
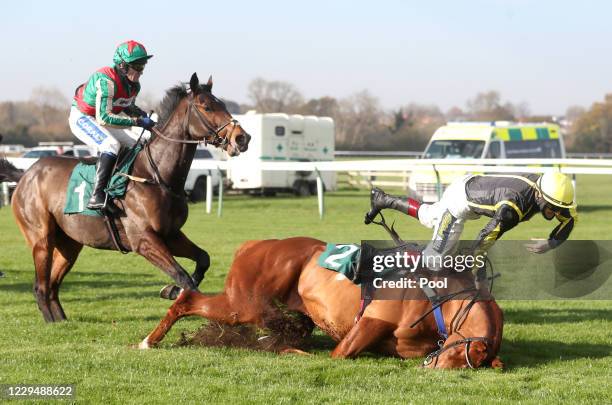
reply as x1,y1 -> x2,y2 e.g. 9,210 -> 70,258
537,172 -> 575,209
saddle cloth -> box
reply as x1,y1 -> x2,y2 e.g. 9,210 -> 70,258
63,146 -> 142,216
318,243 -> 362,283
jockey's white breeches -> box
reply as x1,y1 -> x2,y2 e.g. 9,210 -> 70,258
418,175 -> 481,266
68,107 -> 148,156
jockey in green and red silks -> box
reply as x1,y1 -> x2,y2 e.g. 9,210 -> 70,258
69,40 -> 157,210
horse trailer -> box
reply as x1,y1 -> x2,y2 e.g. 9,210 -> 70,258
227,112 -> 336,196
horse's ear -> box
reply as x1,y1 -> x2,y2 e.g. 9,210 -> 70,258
190,73 -> 200,94
206,75 -> 213,91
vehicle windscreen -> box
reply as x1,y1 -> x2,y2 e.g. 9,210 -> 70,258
423,140 -> 485,159
194,149 -> 213,159
504,140 -> 563,158
74,149 -> 92,157
23,150 -> 58,158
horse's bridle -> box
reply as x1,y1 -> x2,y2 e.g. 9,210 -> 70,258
414,287 -> 491,369
141,95 -> 239,197
369,215 -> 496,369
184,99 -> 239,147
422,336 -> 490,369
151,97 -> 239,147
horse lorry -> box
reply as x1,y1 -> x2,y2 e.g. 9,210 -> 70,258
226,112 -> 337,196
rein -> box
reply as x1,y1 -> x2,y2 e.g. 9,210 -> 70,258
371,213 -> 493,369
422,336 -> 490,369
99,89 -> 240,252
150,98 -> 238,146
139,97 -> 238,197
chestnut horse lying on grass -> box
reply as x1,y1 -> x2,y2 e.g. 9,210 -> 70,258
139,237 -> 504,369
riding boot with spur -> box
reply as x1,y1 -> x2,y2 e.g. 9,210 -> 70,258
364,187 -> 421,224
87,152 -> 117,210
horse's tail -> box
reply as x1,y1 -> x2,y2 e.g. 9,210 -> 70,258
0,158 -> 24,183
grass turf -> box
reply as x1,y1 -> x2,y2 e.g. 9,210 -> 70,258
0,174 -> 610,404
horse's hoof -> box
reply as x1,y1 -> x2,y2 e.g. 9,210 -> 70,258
160,285 -> 181,300
279,347 -> 311,356
137,336 -> 151,350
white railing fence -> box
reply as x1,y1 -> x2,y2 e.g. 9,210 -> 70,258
3,157 -> 612,216
189,158 -> 612,218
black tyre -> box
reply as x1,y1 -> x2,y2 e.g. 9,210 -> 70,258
293,180 -> 311,197
190,176 -> 207,202
308,180 -> 324,195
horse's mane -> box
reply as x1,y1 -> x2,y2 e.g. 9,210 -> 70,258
0,158 -> 20,173
0,157 -> 23,182
157,83 -> 209,126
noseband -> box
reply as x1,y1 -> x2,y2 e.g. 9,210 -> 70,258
423,336 -> 490,369
186,100 -> 238,147
413,287 -> 491,369
141,96 -> 239,199
152,98 -> 238,147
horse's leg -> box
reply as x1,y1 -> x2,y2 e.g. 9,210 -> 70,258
168,231 -> 210,285
32,232 -> 56,323
48,234 -> 83,321
134,230 -> 198,292
140,289 -> 265,349
160,231 -> 210,299
330,317 -> 395,359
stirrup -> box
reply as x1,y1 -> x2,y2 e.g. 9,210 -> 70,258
86,196 -> 107,210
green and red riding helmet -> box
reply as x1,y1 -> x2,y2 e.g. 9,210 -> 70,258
113,40 -> 153,67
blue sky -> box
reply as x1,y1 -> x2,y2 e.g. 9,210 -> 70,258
2,0 -> 611,114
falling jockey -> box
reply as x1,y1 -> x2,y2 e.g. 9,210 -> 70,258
69,40 -> 156,210
365,173 -> 578,267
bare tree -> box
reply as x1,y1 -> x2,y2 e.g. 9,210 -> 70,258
299,96 -> 339,117
336,90 -> 387,147
565,105 -> 586,124
30,87 -> 69,110
29,87 -> 69,127
466,90 -> 515,121
247,77 -> 304,113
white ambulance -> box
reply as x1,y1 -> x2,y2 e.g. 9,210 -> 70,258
227,112 -> 336,196
408,122 -> 566,202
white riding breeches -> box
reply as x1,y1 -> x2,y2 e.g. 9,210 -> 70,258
68,107 -> 148,156
418,175 -> 481,266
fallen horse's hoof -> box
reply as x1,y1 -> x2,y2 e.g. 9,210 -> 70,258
279,347 -> 311,356
160,285 -> 181,300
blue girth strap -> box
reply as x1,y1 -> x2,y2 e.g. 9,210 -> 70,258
433,305 -> 448,339
421,285 -> 448,340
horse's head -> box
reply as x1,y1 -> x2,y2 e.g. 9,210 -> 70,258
422,298 -> 504,370
186,73 -> 251,156
424,336 -> 492,369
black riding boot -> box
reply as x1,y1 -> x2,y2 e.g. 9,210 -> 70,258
364,187 -> 421,224
87,153 -> 117,210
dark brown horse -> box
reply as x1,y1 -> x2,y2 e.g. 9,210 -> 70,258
0,158 -> 23,183
140,237 -> 504,369
6,73 -> 250,323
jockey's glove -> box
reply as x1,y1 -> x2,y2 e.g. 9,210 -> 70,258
524,239 -> 552,254
136,116 -> 156,130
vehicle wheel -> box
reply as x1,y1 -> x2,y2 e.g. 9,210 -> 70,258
190,176 -> 207,202
308,180 -> 324,195
293,181 -> 311,197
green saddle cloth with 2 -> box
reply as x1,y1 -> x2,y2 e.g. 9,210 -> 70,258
63,146 -> 142,216
318,243 -> 361,283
